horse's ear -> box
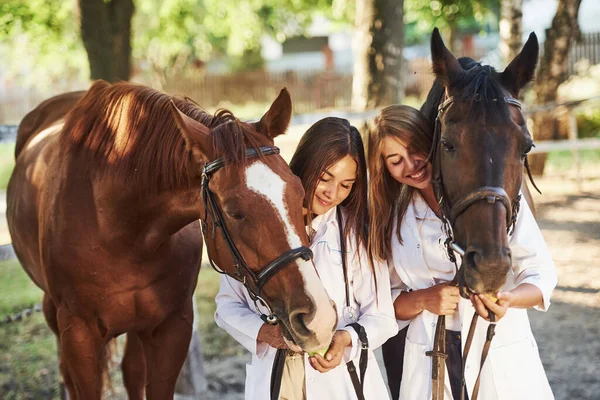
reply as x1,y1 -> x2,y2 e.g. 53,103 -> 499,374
169,101 -> 213,161
254,88 -> 292,139
499,32 -> 539,97
430,27 -> 464,87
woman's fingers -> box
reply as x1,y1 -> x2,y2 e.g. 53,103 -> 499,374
470,294 -> 490,319
478,294 -> 508,321
308,352 -> 342,373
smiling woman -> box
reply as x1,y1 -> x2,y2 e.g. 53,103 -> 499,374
214,116 -> 398,400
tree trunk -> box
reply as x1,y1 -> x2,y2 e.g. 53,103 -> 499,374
530,0 -> 582,175
499,0 -> 523,67
78,0 -> 135,82
352,0 -> 404,110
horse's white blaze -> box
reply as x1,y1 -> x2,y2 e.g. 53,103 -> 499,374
24,123 -> 63,151
245,161 -> 302,249
245,161 -> 335,348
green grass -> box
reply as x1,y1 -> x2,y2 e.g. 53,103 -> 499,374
0,313 -> 60,399
0,143 -> 15,190
0,260 -> 242,398
0,259 -> 44,316
545,148 -> 600,171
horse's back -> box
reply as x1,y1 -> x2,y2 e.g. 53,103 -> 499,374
15,90 -> 86,159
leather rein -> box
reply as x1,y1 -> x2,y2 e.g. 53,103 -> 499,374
201,146 -> 313,325
426,95 -> 536,400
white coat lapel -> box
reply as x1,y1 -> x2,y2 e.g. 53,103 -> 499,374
392,200 -> 436,291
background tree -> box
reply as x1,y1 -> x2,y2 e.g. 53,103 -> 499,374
530,0 -> 582,175
79,0 -> 135,82
351,0 -> 404,110
499,0 -> 523,66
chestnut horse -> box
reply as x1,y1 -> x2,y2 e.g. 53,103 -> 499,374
7,81 -> 337,399
421,29 -> 540,296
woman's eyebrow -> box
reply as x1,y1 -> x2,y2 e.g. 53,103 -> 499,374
323,170 -> 355,183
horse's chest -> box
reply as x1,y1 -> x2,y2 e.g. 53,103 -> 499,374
94,273 -> 197,334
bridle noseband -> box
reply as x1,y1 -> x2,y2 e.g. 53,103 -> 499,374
201,146 -> 313,325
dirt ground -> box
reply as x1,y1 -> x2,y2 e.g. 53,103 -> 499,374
200,130 -> 600,400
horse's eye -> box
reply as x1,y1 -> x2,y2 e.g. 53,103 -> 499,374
225,210 -> 245,220
441,139 -> 455,153
522,143 -> 535,159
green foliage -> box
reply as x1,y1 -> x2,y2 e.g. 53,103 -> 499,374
134,0 -> 340,78
576,108 -> 600,139
405,0 -> 499,44
2,0 -> 342,85
0,0 -> 88,87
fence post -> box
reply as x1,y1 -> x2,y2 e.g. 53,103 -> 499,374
567,108 -> 581,192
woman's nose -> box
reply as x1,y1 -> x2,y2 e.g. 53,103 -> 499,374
323,183 -> 336,199
405,155 -> 415,171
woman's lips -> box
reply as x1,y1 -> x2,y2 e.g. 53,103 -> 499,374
316,196 -> 332,207
407,167 -> 427,183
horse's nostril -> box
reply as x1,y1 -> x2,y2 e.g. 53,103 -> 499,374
289,309 -> 312,337
465,249 -> 482,272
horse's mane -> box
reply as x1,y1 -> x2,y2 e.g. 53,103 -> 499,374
420,57 -> 511,127
60,81 -> 263,193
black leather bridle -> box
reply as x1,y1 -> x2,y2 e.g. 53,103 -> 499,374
201,145 -> 313,325
429,95 -> 527,260
425,95 -> 534,400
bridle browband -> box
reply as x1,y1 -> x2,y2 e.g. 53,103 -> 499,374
426,95 -> 532,400
201,146 -> 313,325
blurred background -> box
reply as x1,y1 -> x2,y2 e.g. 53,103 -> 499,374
0,0 -> 599,399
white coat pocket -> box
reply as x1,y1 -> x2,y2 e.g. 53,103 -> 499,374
399,337 -> 431,400
244,362 -> 271,400
488,338 -> 554,400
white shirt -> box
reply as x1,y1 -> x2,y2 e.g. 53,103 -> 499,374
215,206 -> 398,399
413,195 -> 461,331
390,192 -> 557,400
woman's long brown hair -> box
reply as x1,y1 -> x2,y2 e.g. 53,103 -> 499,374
368,105 -> 434,264
289,117 -> 369,266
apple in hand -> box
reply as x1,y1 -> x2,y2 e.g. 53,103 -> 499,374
483,293 -> 498,303
308,347 -> 329,358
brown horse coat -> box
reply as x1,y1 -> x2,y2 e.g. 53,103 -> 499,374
7,81 -> 336,399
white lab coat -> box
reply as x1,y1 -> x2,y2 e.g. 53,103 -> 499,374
215,206 -> 398,399
390,194 -> 557,400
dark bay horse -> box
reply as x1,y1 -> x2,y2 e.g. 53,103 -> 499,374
7,81 -> 336,399
421,28 -> 540,297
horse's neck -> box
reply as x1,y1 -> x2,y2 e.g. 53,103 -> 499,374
93,181 -> 204,255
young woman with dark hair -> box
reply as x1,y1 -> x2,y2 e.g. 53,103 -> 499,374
215,117 -> 398,400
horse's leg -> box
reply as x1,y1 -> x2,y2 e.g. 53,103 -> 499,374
56,306 -> 105,400
122,332 -> 146,400
140,308 -> 194,400
42,294 -> 72,399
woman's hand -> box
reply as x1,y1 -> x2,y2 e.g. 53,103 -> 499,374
257,323 -> 289,349
418,283 -> 460,315
308,330 -> 351,373
470,284 -> 544,322
470,291 -> 514,322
